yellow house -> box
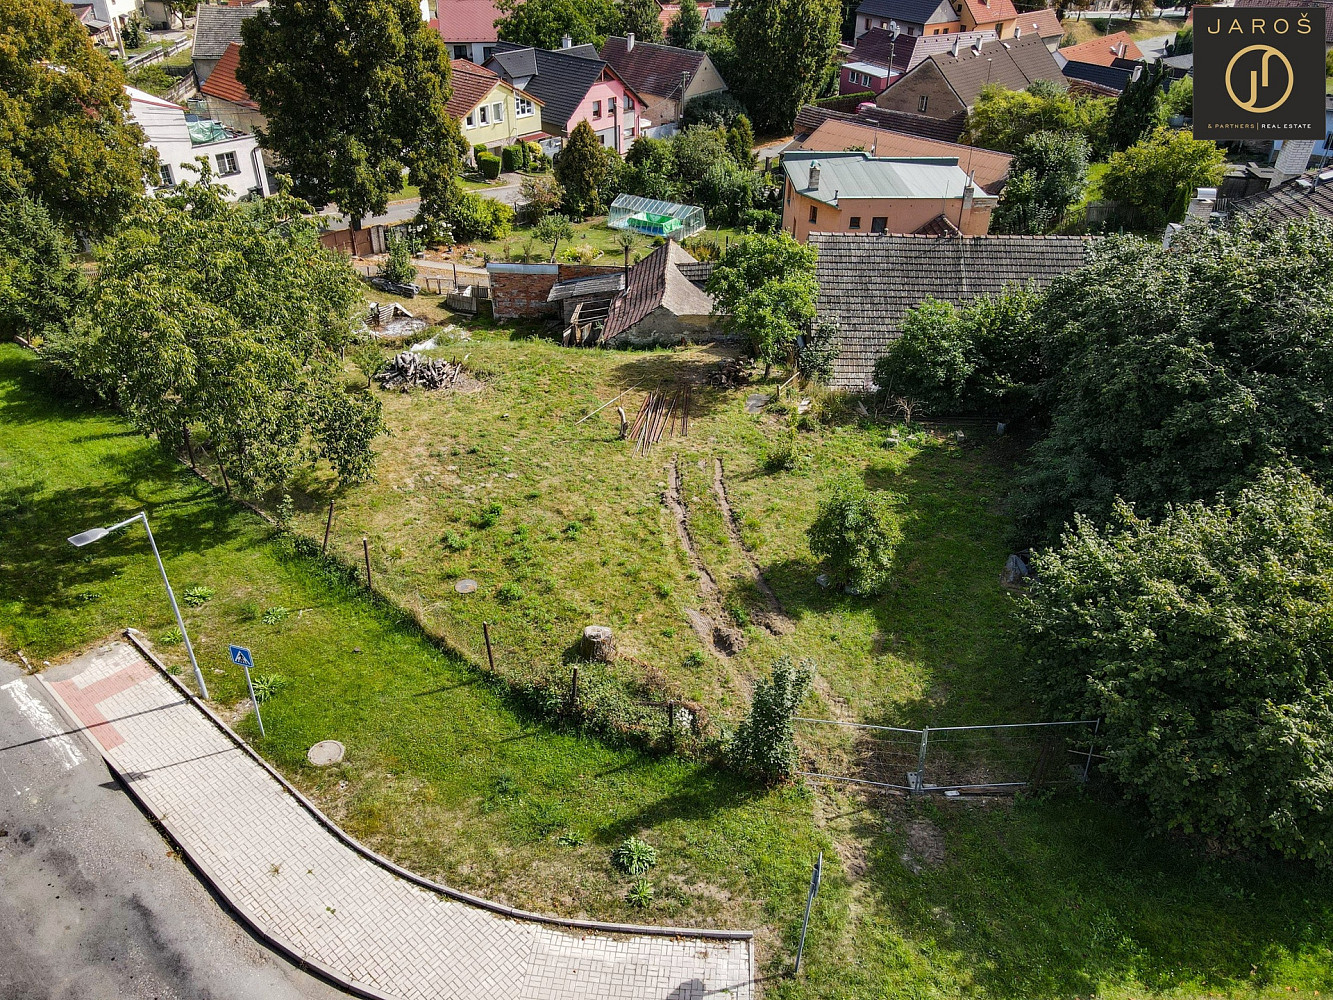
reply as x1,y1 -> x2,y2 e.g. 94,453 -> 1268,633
447,59 -> 545,155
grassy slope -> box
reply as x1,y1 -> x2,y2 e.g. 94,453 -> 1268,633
1060,15 -> 1183,48
4,340 -> 1333,998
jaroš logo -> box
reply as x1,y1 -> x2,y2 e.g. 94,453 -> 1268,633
1225,44 -> 1294,113
1194,7 -> 1325,140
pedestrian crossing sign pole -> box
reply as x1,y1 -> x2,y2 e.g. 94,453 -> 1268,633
228,644 -> 264,738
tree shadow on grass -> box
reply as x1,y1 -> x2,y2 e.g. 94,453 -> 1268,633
864,789 -> 1333,999
592,762 -> 760,847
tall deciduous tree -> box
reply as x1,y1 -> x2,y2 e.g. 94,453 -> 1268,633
554,120 -> 614,216
619,0 -> 663,41
724,0 -> 841,134
706,231 -> 819,373
666,0 -> 702,47
1101,127 -> 1224,228
0,0 -> 150,238
1020,467 -> 1333,866
53,177 -> 382,491
495,0 -> 623,48
964,82 -> 1112,156
991,130 -> 1090,234
238,0 -> 466,227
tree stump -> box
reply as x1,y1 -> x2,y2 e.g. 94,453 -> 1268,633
581,625 -> 616,662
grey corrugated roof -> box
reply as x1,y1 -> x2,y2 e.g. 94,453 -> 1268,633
783,151 -> 992,206
856,0 -> 958,27
193,4 -> 262,61
548,273 -> 625,300
486,42 -> 640,132
812,232 -> 1094,390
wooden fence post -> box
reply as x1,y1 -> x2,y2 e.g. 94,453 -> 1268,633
362,537 -> 372,589
482,621 -> 496,672
322,500 -> 335,555
569,666 -> 580,713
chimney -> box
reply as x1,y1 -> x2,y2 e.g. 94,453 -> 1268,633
1116,41 -> 1126,58
1014,25 -> 1021,38
972,37 -> 984,54
626,31 -> 635,51
962,170 -> 976,211
808,160 -> 821,191
561,33 -> 572,48
1186,187 -> 1217,221
951,37 -> 960,56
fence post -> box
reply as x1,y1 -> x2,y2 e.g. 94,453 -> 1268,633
1081,719 -> 1101,783
911,726 -> 930,794
362,537 -> 372,589
322,500 -> 335,555
568,665 -> 579,713
482,621 -> 496,672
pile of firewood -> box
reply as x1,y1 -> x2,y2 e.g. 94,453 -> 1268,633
708,358 -> 750,388
375,352 -> 468,391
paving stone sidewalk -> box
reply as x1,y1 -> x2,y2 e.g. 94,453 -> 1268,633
40,641 -> 753,1000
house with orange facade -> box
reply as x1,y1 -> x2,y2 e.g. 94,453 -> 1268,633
953,0 -> 1020,38
780,150 -> 996,241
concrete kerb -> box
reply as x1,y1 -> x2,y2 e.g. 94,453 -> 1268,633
122,629 -> 755,943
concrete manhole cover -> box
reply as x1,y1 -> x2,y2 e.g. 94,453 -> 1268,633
455,579 -> 478,594
307,740 -> 345,766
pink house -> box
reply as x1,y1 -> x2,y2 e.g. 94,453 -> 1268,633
485,40 -> 648,155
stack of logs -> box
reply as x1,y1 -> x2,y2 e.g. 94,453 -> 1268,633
708,358 -> 750,388
626,386 -> 691,454
375,352 -> 467,391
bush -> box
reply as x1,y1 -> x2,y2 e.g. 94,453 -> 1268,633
612,836 -> 658,875
378,230 -> 418,285
473,143 -> 488,158
1020,468 -> 1333,866
807,479 -> 901,595
682,90 -> 747,129
477,152 -> 502,180
445,189 -> 513,242
729,656 -> 813,782
351,342 -> 384,387
501,144 -> 525,173
797,320 -> 839,382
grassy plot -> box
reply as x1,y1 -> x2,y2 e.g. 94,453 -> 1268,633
5,340 -> 1333,999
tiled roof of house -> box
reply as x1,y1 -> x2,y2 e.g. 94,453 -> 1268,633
960,0 -> 1019,26
446,59 -> 501,118
914,213 -> 963,235
431,0 -> 503,43
847,27 -> 995,74
487,43 -> 643,131
1230,0 -> 1333,43
199,43 -> 257,108
922,33 -> 1066,106
799,119 -> 1013,192
811,232 -> 1094,390
193,4 -> 262,61
1017,7 -> 1063,40
657,3 -> 717,32
1230,169 -> 1333,224
1061,59 -> 1131,93
1057,31 -> 1143,67
603,242 -> 714,340
600,36 -> 711,101
856,0 -> 959,26
793,103 -> 968,143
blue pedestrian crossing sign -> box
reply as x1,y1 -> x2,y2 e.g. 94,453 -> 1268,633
229,644 -> 254,669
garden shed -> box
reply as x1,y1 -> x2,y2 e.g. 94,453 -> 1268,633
607,194 -> 706,240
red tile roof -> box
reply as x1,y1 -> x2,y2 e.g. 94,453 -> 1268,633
445,59 -> 544,120
1017,7 -> 1063,40
657,2 -> 716,32
431,0 -> 503,43
1058,31 -> 1143,67
199,42 -> 257,109
960,0 -> 1019,26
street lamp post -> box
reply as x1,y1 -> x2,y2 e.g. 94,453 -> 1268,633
68,511 -> 210,699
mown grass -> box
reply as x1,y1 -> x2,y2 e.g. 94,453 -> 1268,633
5,340 -> 1333,998
1060,14 -> 1183,48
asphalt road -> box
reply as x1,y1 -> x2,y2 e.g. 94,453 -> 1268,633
0,659 -> 344,1000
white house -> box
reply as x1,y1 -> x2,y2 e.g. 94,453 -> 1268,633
126,86 -> 269,200
64,0 -> 140,49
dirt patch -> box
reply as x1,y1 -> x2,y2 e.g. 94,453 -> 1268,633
711,458 -> 793,636
665,457 -> 741,657
900,817 -> 947,874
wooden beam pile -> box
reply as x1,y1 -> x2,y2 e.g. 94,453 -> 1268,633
627,386 -> 691,454
375,352 -> 467,391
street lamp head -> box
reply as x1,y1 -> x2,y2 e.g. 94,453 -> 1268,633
68,526 -> 112,548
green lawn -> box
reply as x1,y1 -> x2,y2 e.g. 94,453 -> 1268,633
1060,14 -> 1183,48
5,339 -> 1333,998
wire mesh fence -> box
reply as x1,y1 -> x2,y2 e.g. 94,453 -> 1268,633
794,717 -> 1100,794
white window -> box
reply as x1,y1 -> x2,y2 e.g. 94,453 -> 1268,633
159,163 -> 173,186
215,151 -> 239,175
516,96 -> 534,117
465,111 -> 475,128
592,100 -> 602,119
478,104 -> 489,124
492,101 -> 504,122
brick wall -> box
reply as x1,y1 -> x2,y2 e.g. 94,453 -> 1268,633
488,264 -> 560,319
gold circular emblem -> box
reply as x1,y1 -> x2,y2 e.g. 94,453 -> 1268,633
1225,44 -> 1295,113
